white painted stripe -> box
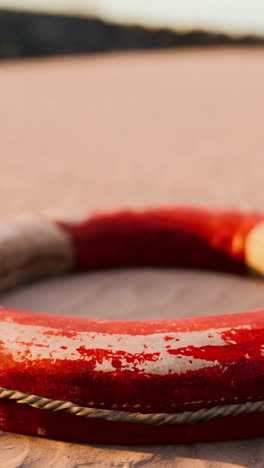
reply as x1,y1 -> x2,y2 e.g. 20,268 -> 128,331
0,215 -> 74,291
0,321 -> 252,375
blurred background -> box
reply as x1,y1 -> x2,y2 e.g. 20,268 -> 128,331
0,0 -> 264,218
0,1 -> 264,59
1,0 -> 264,322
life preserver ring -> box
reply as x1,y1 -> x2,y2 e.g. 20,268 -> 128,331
0,206 -> 264,445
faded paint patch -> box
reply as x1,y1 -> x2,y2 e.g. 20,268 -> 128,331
0,321 -> 253,376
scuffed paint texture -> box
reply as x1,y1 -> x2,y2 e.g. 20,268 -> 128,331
0,307 -> 264,444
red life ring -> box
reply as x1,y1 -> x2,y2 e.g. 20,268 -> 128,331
0,206 -> 264,445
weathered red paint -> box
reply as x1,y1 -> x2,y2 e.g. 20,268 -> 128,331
1,207 -> 264,444
58,207 -> 264,273
1,400 -> 264,446
0,307 -> 264,444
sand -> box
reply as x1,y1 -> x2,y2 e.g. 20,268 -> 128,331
0,48 -> 264,467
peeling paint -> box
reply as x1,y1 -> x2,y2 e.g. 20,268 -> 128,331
0,321 -> 254,375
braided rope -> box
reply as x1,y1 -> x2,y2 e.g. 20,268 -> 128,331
1,386 -> 264,425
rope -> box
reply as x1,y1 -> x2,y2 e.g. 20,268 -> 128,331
0,386 -> 264,426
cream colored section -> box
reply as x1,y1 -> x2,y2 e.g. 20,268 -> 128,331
0,216 -> 74,292
245,221 -> 264,276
